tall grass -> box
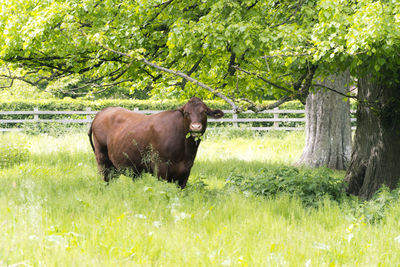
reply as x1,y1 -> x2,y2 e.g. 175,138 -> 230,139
1,130 -> 400,266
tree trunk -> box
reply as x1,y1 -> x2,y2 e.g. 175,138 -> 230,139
345,74 -> 400,199
297,71 -> 352,170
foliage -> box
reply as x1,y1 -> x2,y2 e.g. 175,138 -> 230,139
351,186 -> 400,224
0,0 -> 321,103
225,166 -> 346,206
1,1 -> 399,106
311,0 -> 400,78
0,80 -> 54,99
43,75 -> 151,99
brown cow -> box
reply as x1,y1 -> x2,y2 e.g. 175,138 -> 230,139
88,97 -> 224,188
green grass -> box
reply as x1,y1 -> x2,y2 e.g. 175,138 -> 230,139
1,130 -> 400,266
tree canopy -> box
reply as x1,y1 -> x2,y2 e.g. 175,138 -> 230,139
0,0 -> 399,107
0,0 -> 319,106
312,1 -> 400,78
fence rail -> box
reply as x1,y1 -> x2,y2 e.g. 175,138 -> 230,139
0,107 -> 356,132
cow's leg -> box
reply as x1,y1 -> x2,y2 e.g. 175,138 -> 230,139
123,166 -> 141,181
165,162 -> 190,189
152,161 -> 168,181
177,161 -> 193,189
95,149 -> 116,183
153,161 -> 190,189
177,175 -> 189,189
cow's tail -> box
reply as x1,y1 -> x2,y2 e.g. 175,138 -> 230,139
88,124 -> 95,153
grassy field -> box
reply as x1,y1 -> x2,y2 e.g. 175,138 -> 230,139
1,130 -> 400,266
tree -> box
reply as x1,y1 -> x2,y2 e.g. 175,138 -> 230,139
311,0 -> 400,198
345,70 -> 400,199
298,71 -> 352,170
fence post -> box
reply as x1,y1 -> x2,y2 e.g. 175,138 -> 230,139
232,112 -> 238,128
86,107 -> 91,123
273,107 -> 279,130
34,107 -> 39,121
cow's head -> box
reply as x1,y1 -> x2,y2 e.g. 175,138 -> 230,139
180,97 -> 224,137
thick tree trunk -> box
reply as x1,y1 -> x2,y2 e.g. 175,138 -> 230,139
298,71 -> 352,170
345,74 -> 400,199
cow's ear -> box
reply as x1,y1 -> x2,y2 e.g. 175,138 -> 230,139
178,104 -> 186,115
206,109 -> 224,118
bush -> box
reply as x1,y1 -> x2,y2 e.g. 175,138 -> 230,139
0,99 -> 307,132
0,98 -> 307,112
225,166 -> 346,207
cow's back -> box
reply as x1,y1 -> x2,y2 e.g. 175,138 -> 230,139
91,107 -> 144,150
94,108 -> 186,171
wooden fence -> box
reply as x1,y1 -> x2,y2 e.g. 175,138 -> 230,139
0,107 -> 356,132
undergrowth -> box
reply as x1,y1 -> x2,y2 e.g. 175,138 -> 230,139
225,166 -> 347,207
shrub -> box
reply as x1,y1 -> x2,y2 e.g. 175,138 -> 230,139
225,166 -> 346,207
0,99 -> 307,132
0,98 -> 307,112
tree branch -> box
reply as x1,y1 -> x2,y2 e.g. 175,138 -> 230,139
0,79 -> 14,88
233,65 -> 293,94
226,45 -> 236,77
54,79 -> 135,96
294,64 -> 317,104
262,51 -> 314,58
141,58 -> 240,112
246,0 -> 259,10
234,64 -> 317,108
81,30 -> 240,112
240,95 -> 293,112
270,0 -> 304,28
178,56 -> 204,90
0,66 -> 14,88
0,72 -> 52,88
313,83 -> 357,99
154,0 -> 174,8
142,0 -> 174,29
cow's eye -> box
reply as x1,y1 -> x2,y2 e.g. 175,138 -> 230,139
184,111 -> 190,116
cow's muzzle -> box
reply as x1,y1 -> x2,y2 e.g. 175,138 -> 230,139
189,122 -> 203,137
190,122 -> 203,132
